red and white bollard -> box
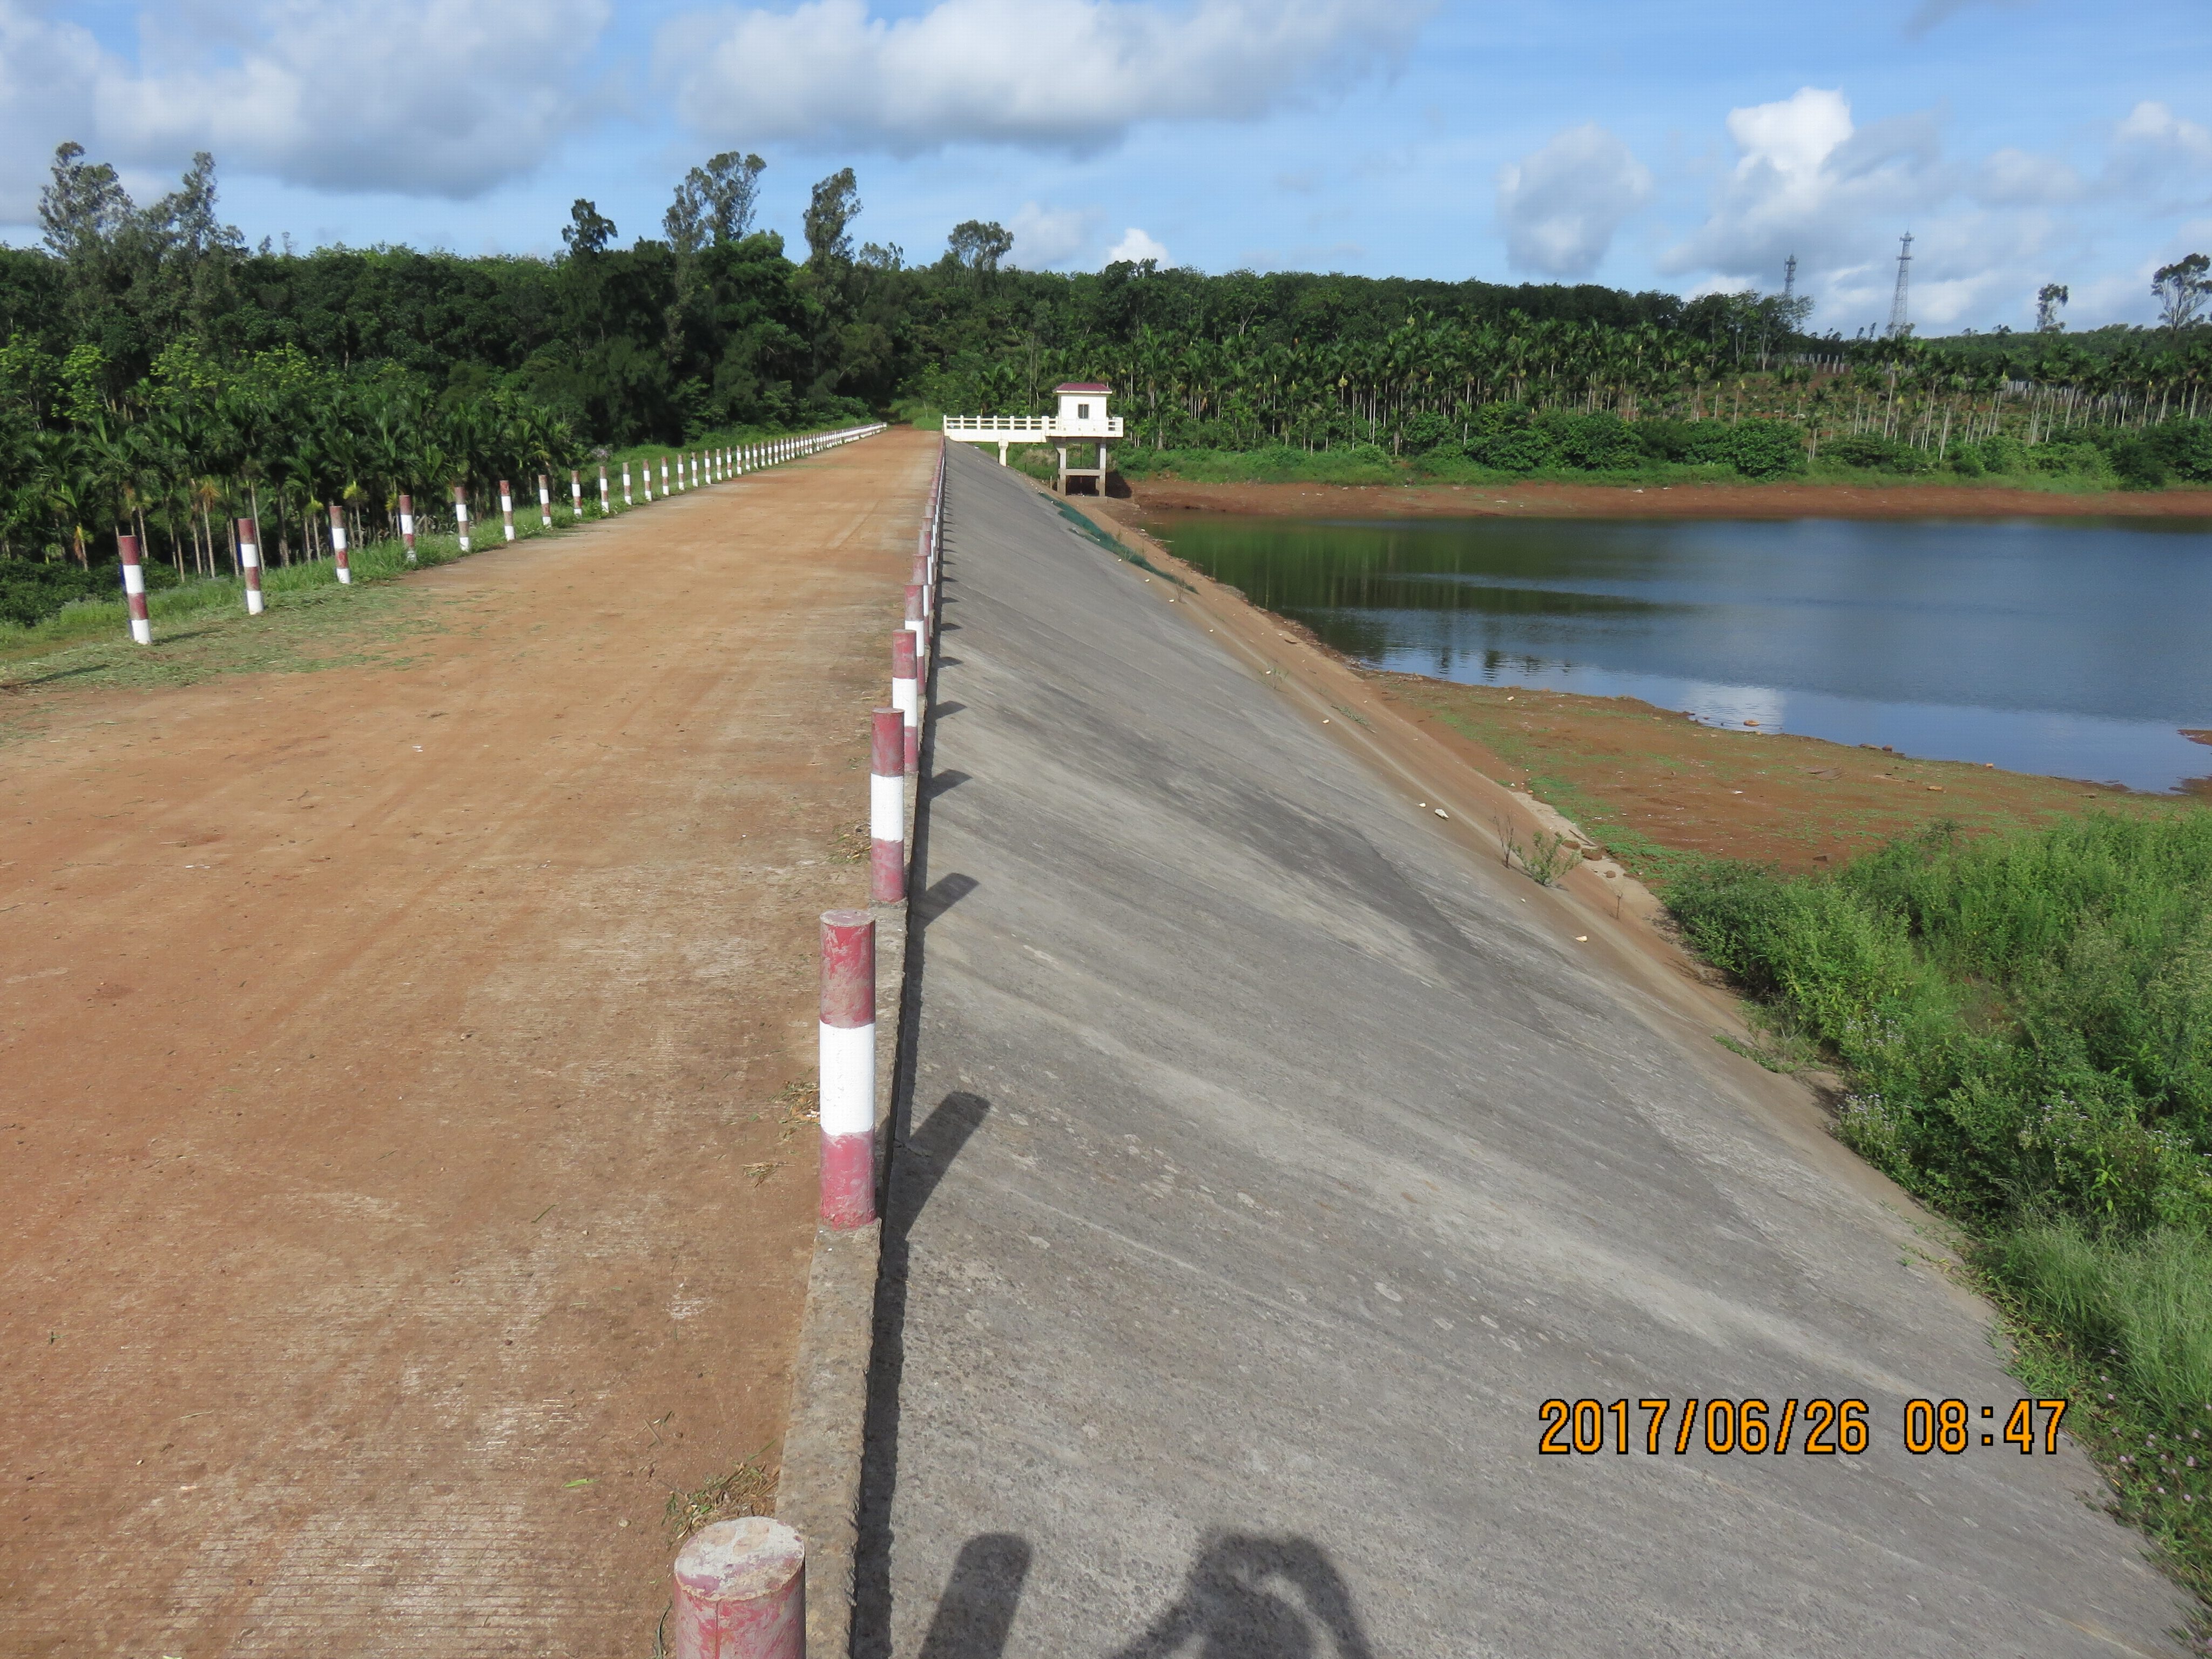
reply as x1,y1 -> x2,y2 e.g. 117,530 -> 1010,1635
672,1516 -> 806,1659
905,583 -> 926,664
399,493 -> 417,564
623,462 -> 634,506
661,457 -> 671,496
892,631 -> 919,776
236,516 -> 265,615
539,474 -> 553,528
453,483 -> 471,551
598,465 -> 610,514
869,707 -> 905,904
119,533 -> 151,645
500,481 -> 517,543
329,502 -> 351,583
819,909 -> 876,1229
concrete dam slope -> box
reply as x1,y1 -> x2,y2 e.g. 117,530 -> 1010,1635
858,444 -> 2182,1658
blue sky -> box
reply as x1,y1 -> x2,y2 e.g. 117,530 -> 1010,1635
6,0 -> 2208,333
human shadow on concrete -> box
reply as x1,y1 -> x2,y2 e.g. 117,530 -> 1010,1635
1114,1534 -> 1377,1659
914,1533 -> 1032,1659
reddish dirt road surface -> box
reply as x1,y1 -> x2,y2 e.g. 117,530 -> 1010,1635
1125,475 -> 2212,519
1,430 -> 933,1655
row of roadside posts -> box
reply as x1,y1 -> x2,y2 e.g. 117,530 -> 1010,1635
665,437 -> 949,1659
114,427 -> 889,646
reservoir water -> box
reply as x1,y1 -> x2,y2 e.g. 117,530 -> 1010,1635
1149,514 -> 2212,794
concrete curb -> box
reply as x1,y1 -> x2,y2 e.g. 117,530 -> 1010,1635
771,453 -> 934,1659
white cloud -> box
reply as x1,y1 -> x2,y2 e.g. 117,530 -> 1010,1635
1664,89 -> 1955,298
1973,147 -> 2083,206
0,0 -> 608,216
2107,101 -> 2212,206
2115,100 -> 2212,161
1105,226 -> 1170,266
1494,123 -> 1651,277
1007,201 -> 1098,268
0,2 -> 109,218
104,0 -> 610,198
659,0 -> 1431,154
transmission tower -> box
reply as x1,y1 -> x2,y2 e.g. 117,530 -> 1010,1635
1885,232 -> 1913,339
1783,253 -> 1798,301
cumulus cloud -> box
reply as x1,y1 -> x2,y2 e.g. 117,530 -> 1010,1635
1494,123 -> 1651,277
0,2 -> 109,216
1663,88 -> 1954,292
2108,101 -> 2212,205
659,0 -> 1431,154
1104,226 -> 1170,266
0,0 -> 608,215
105,0 -> 611,198
1973,147 -> 2084,206
1007,201 -> 1098,268
1661,85 -> 2145,331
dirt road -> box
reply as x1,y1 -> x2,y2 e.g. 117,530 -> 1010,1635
0,430 -> 932,1655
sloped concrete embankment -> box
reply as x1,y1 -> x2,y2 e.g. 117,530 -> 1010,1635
856,444 -> 2184,1658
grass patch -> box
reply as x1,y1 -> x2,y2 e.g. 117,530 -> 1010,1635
1667,811 -> 2212,1628
664,1450 -> 778,1541
1975,1226 -> 2212,1622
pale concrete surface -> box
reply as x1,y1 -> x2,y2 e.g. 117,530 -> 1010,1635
855,445 -> 2184,1659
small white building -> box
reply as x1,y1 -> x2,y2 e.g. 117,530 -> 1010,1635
942,381 -> 1124,493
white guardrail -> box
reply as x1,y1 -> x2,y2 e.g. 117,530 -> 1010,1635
941,415 -> 1125,439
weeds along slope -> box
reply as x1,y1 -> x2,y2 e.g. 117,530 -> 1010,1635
1669,812 -> 2212,1606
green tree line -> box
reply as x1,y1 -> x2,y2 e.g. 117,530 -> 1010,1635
8,139 -> 2210,578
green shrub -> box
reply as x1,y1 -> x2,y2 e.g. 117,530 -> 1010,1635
1400,410 -> 1456,454
1668,814 -> 2212,1230
2032,440 -> 2113,480
1823,432 -> 1931,473
1536,411 -> 1640,471
1724,420 -> 1806,478
1465,409 -> 1556,473
1632,418 -> 1733,466
2146,419 -> 2212,483
2112,436 -> 2171,490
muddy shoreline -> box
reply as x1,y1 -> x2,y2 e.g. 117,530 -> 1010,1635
1125,476 -> 2212,521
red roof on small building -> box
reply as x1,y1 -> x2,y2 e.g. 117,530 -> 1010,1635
1054,381 -> 1111,393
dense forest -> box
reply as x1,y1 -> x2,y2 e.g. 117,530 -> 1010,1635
6,141 -> 2210,577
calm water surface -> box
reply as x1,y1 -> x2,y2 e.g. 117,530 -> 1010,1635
1150,515 -> 2212,793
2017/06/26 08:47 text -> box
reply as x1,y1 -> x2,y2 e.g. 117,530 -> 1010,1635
1537,1397 -> 2070,1456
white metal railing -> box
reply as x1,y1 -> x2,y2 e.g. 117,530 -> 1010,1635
943,415 -> 1053,435
941,414 -> 1126,440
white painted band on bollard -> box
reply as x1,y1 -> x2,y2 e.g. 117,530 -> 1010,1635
818,1020 -> 875,1138
869,771 -> 902,844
